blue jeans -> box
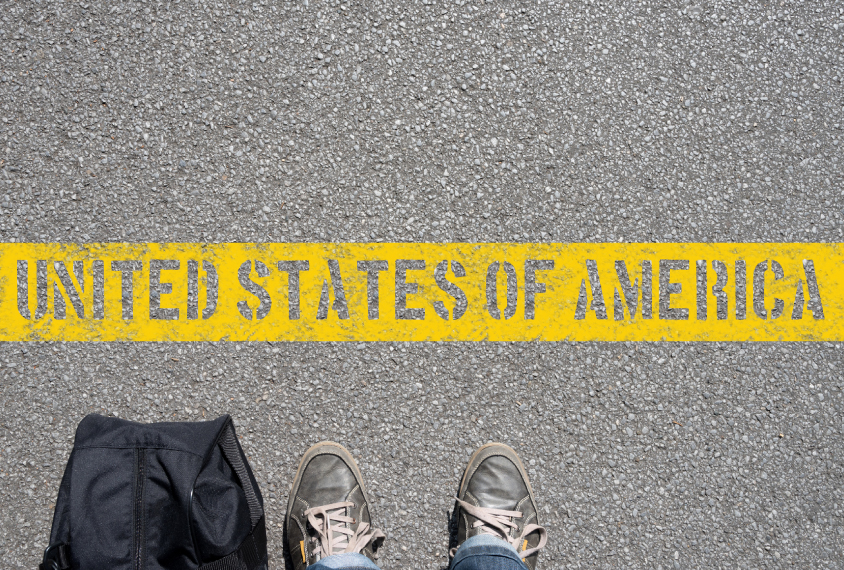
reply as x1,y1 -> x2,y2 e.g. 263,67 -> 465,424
308,534 -> 529,570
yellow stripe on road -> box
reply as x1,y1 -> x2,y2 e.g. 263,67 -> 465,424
0,242 -> 839,342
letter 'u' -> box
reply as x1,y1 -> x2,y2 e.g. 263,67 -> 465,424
17,260 -> 48,320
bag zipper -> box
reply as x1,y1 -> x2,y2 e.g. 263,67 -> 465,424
134,448 -> 146,570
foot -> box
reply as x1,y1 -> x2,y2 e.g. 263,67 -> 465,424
286,442 -> 385,569
452,443 -> 547,570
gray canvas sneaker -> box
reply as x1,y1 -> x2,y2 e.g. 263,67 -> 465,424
286,442 -> 385,569
452,443 -> 548,570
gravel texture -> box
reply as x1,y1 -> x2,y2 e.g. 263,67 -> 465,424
1,0 -> 844,569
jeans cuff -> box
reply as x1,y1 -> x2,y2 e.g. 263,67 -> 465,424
451,533 -> 526,569
307,552 -> 380,570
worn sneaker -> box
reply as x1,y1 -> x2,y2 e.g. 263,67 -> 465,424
452,443 -> 547,570
286,442 -> 385,569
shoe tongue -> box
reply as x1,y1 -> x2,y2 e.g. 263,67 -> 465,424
331,523 -> 350,554
313,505 -> 351,557
467,455 -> 529,510
330,515 -> 351,550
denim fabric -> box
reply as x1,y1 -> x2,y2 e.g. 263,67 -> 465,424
308,552 -> 381,570
306,535 -> 529,570
450,534 -> 530,570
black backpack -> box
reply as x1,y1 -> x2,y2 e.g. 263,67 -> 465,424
41,414 -> 268,570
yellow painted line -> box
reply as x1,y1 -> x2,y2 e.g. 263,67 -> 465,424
0,243 -> 839,342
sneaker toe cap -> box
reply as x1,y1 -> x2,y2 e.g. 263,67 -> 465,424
466,454 -> 530,510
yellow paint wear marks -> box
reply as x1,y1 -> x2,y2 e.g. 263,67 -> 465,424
0,243 -> 840,342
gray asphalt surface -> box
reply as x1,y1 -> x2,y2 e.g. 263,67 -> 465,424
1,1 -> 843,569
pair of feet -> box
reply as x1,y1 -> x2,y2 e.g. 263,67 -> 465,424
286,442 -> 548,569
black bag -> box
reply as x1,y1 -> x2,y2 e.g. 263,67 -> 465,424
41,414 -> 268,570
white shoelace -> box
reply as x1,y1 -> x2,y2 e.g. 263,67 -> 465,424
452,498 -> 548,559
304,501 -> 385,560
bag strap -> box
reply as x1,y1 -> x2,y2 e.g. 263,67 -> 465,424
218,422 -> 263,527
39,543 -> 70,570
198,515 -> 267,570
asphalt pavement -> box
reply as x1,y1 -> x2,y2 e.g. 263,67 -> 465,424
1,0 -> 843,568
